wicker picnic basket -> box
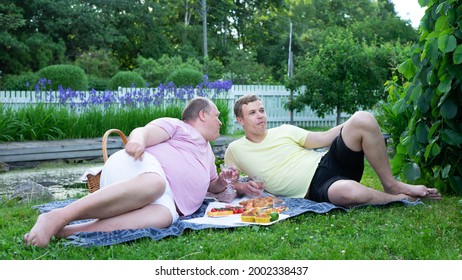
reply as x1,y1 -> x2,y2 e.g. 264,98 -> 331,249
86,128 -> 128,193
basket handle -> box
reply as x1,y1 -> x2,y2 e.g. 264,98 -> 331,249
102,128 -> 128,162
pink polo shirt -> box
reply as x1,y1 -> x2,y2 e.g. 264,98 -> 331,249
144,118 -> 217,216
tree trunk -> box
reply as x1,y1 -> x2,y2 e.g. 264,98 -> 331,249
336,106 -> 341,126
184,0 -> 189,26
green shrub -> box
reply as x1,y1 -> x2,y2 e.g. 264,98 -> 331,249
74,47 -> 119,78
134,56 -> 162,87
134,55 -> 206,87
88,75 -> 109,90
380,0 -> 462,195
1,72 -> 39,90
165,68 -> 203,87
108,71 -> 146,90
203,57 -> 225,81
37,64 -> 88,90
377,76 -> 413,148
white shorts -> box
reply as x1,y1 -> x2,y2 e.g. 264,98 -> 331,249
100,150 -> 179,223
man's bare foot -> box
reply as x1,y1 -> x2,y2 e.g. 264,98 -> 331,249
24,210 -> 67,247
386,182 -> 441,200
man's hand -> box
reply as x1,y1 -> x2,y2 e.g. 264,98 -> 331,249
235,181 -> 265,197
124,140 -> 145,160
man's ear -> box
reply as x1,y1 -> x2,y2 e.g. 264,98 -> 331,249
199,110 -> 207,121
236,116 -> 244,126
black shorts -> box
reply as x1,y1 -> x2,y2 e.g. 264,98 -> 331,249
305,130 -> 364,203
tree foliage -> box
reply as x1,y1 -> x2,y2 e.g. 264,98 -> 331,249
289,28 -> 394,124
282,0 -> 418,122
380,0 -> 462,195
0,0 -> 418,89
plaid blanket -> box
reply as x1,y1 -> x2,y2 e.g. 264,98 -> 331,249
33,197 -> 422,247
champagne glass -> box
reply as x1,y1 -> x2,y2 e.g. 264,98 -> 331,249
220,163 -> 237,194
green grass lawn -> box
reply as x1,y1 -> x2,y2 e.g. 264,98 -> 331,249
1,162 -> 461,260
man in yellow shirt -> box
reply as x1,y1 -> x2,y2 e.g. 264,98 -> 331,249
225,94 -> 441,207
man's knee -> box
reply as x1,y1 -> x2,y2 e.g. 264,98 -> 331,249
328,181 -> 366,205
350,111 -> 377,130
138,172 -> 166,198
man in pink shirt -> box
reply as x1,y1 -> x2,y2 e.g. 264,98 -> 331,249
24,97 -> 234,247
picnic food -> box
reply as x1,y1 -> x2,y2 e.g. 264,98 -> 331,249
207,205 -> 244,217
240,208 -> 258,222
269,211 -> 279,222
254,212 -> 271,223
238,196 -> 277,208
240,207 -> 284,223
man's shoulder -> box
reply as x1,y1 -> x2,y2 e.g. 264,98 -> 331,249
270,124 -> 306,133
227,136 -> 246,147
151,117 -> 181,125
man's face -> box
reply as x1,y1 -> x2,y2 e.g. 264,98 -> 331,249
204,102 -> 222,141
237,100 -> 267,135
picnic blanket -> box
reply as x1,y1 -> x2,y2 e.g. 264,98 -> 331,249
33,196 -> 423,247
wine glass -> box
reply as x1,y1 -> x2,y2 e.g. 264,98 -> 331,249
252,175 -> 266,196
220,163 -> 237,194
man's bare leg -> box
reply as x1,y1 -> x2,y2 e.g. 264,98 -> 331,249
340,111 -> 441,199
24,172 -> 165,247
56,204 -> 172,238
328,180 -> 412,207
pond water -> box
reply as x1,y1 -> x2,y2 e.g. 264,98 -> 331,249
0,162 -> 101,200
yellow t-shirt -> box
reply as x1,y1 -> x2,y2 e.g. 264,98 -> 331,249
225,125 -> 325,198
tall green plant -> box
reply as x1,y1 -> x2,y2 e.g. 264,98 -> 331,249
383,0 -> 462,195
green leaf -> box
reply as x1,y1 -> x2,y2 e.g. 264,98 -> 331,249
391,153 -> 405,175
410,84 -> 422,102
447,64 -> 462,81
403,162 -> 422,182
422,37 -> 438,66
438,34 -> 457,54
396,142 -> 407,155
453,45 -> 462,64
424,141 -> 441,161
435,15 -> 448,32
411,51 -> 421,67
418,0 -> 430,7
428,120 -> 441,139
416,122 -> 429,144
449,176 -> 462,196
417,94 -> 430,113
423,87 -> 434,102
437,56 -> 450,78
393,98 -> 408,114
441,129 -> 462,145
429,141 -> 441,161
436,3 -> 445,14
403,135 -> 418,156
441,164 -> 451,179
437,75 -> 452,93
440,97 -> 458,119
398,59 -> 416,80
426,70 -> 433,85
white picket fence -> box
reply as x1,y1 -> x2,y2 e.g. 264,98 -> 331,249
0,85 -> 348,132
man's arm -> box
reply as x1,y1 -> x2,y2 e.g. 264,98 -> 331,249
303,124 -> 344,149
125,124 -> 170,160
208,177 -> 228,194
